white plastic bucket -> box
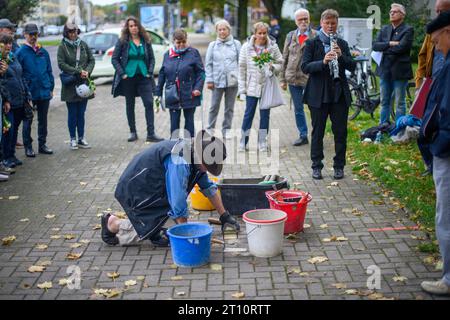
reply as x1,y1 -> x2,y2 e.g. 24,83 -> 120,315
242,209 -> 287,258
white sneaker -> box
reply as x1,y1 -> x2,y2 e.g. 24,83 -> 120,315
78,138 -> 91,149
421,280 -> 450,295
70,139 -> 78,150
0,173 -> 9,182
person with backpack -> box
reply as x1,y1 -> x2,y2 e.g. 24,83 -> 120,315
280,8 -> 317,147
205,20 -> 241,139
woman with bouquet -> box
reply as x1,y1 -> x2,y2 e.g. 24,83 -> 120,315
238,22 -> 283,152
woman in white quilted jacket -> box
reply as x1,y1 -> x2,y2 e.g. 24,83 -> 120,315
238,22 -> 283,152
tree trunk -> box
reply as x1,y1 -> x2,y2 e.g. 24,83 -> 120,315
237,0 -> 249,40
261,0 -> 283,20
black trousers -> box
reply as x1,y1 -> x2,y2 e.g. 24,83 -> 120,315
22,99 -> 50,148
122,74 -> 155,136
169,108 -> 196,139
308,99 -> 349,170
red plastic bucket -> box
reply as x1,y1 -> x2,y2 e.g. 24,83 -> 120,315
265,190 -> 312,234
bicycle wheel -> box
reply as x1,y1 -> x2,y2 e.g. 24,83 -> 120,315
367,69 -> 379,95
348,79 -> 363,120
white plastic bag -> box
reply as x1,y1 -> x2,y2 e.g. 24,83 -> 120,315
260,74 -> 285,110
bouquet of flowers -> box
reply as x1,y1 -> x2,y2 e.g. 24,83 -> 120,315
0,43 -> 13,64
252,50 -> 274,69
3,114 -> 11,134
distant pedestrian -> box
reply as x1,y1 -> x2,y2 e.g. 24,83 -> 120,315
238,22 -> 283,152
16,23 -> 54,157
372,3 -> 414,125
280,8 -> 317,147
57,23 -> 95,150
205,19 -> 241,139
155,28 -> 205,139
111,16 -> 163,143
269,17 -> 281,47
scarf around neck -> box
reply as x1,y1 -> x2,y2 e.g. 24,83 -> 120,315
217,35 -> 233,43
64,37 -> 81,47
169,46 -> 189,58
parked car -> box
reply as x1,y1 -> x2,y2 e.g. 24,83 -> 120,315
79,24 -> 87,33
45,25 -> 60,35
80,28 -> 170,78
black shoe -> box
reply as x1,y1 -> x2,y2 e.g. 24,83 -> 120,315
149,229 -> 170,247
12,157 -> 23,166
128,132 -> 138,142
101,213 -> 119,246
25,147 -> 35,158
219,211 -> 240,233
293,137 -> 309,146
38,145 -> 53,154
312,168 -> 323,180
333,168 -> 344,180
146,134 -> 164,142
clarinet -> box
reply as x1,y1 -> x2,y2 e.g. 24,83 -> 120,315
329,33 -> 340,80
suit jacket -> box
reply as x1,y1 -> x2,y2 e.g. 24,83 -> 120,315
301,36 -> 356,109
372,22 -> 414,80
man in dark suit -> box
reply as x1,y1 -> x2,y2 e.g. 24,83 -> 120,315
372,3 -> 414,125
301,9 -> 356,180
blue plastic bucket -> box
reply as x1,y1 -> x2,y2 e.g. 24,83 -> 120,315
167,223 -> 213,268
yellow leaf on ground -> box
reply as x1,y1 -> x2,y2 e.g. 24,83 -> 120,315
435,260 -> 443,271
92,224 -> 101,230
2,236 -> 16,245
28,265 -> 46,273
114,212 -> 127,219
423,256 -> 437,265
37,281 -> 52,290
45,214 -> 55,219
232,292 -> 245,299
51,228 -> 60,232
59,278 -> 70,286
303,223 -> 311,229
50,235 -> 61,240
332,283 -> 347,289
368,293 -> 385,300
66,253 -> 82,260
137,276 -> 145,281
79,182 -> 87,186
299,272 -> 309,277
176,291 -> 186,296
19,218 -> 30,222
80,239 -> 91,244
210,264 -> 222,271
107,272 -> 120,280
336,237 -> 348,242
105,289 -> 122,298
308,256 -> 329,264
320,224 -> 328,229
96,213 -> 103,218
70,243 -> 82,248
330,182 -> 339,187
9,196 -> 20,200
36,244 -> 48,250
345,289 -> 358,295
124,280 -> 137,287
392,275 -> 408,282
171,276 -> 183,281
287,267 -> 301,274
64,234 -> 76,240
37,260 -> 52,266
169,264 -> 178,269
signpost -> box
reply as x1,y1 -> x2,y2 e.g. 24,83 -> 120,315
139,4 -> 167,37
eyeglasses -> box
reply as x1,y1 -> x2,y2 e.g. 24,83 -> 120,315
297,18 -> 309,22
389,10 -> 403,15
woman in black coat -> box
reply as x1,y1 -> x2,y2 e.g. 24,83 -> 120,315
154,28 -> 205,139
111,16 -> 163,142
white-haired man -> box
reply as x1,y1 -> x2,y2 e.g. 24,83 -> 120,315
280,8 -> 317,147
372,3 -> 414,126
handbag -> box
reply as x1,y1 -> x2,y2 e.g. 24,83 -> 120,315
260,74 -> 285,110
410,78 -> 432,119
164,82 -> 180,105
226,70 -> 238,87
59,42 -> 81,86
23,101 -> 34,120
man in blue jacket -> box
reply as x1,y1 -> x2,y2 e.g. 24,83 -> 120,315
101,130 -> 240,247
420,11 -> 450,296
16,23 -> 54,156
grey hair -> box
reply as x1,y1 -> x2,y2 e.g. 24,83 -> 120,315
391,3 -> 406,15
294,8 -> 310,18
321,9 -> 339,21
215,19 -> 232,32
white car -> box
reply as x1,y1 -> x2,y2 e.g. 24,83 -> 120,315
81,28 -> 170,78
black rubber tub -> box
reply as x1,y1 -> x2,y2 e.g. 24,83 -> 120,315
217,177 -> 289,215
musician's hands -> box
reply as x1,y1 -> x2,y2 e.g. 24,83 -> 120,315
333,43 -> 342,58
323,51 -> 337,64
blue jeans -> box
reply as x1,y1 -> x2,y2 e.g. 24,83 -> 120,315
289,85 -> 308,138
241,96 -> 270,145
169,108 -> 195,139
66,100 -> 88,140
22,99 -> 50,148
379,78 -> 408,125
